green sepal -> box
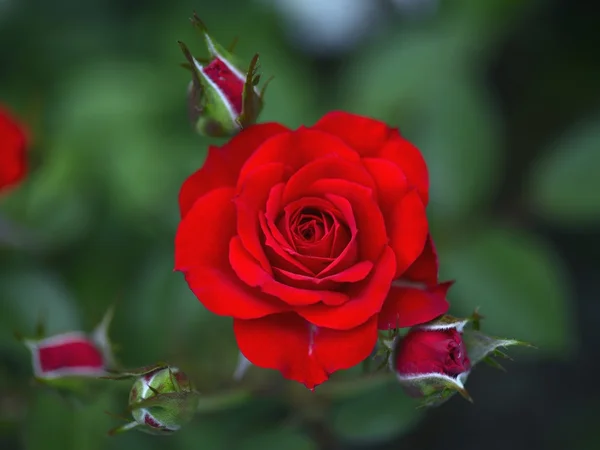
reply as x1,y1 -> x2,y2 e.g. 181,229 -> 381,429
101,362 -> 170,380
237,53 -> 266,130
413,314 -> 470,332
189,11 -> 245,71
396,371 -> 472,409
107,364 -> 199,436
462,329 -> 534,367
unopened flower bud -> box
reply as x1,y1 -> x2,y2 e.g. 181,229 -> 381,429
25,332 -> 108,379
178,12 -> 270,138
19,307 -> 115,399
392,316 -> 472,406
392,313 -> 532,407
107,364 -> 199,436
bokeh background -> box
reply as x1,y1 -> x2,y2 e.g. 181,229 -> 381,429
1,0 -> 599,449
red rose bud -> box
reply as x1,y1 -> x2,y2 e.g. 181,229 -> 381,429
178,13 -> 269,138
23,307 -> 115,381
393,316 -> 472,407
19,308 -> 116,402
0,104 -> 28,192
25,332 -> 107,379
106,364 -> 199,436
393,313 -> 532,407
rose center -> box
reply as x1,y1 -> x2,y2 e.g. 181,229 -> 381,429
274,199 -> 353,271
291,208 -> 333,245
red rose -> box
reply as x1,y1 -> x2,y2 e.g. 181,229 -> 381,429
395,328 -> 471,379
175,111 -> 450,388
0,105 -> 28,191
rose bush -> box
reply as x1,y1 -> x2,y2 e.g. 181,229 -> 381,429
175,111 -> 452,388
0,105 -> 27,192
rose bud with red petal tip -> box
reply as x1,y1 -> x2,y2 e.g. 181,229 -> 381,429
25,332 -> 108,379
19,308 -> 116,401
392,316 -> 472,406
175,111 -> 453,389
178,13 -> 269,138
0,104 -> 28,192
23,307 -> 115,380
106,364 -> 199,436
392,312 -> 533,407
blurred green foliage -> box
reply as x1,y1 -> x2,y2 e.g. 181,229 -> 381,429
0,0 -> 597,448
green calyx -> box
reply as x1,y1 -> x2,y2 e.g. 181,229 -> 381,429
105,363 -> 199,436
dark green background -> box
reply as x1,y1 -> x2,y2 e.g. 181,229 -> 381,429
1,0 -> 599,449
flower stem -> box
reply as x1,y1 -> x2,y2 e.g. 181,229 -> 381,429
195,388 -> 254,414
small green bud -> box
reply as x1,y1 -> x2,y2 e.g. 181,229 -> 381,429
106,364 -> 199,436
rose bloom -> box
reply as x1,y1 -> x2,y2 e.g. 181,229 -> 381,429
395,328 -> 471,379
0,105 -> 27,191
175,111 -> 451,388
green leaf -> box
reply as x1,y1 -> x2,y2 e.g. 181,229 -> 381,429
23,390 -> 115,450
1,268 -> 81,338
440,227 -> 573,356
452,0 -> 538,46
462,329 -> 532,367
527,114 -> 600,226
328,379 -> 421,445
237,427 -> 317,450
341,26 -> 502,220
0,148 -> 94,251
415,75 -> 502,220
341,26 -> 471,119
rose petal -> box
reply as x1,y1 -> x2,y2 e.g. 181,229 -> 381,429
282,156 -> 376,205
273,260 -> 373,296
296,246 -> 397,329
265,183 -> 298,253
0,106 -> 28,191
175,187 -> 236,271
387,189 -> 429,277
202,57 -> 245,115
263,195 -> 352,276
238,128 -> 360,185
307,179 -> 387,263
261,212 -> 314,275
183,268 -> 288,319
178,123 -> 289,218
361,157 -> 409,218
235,162 -> 286,273
377,131 -> 429,205
312,111 -> 392,156
281,197 -> 345,260
377,281 -> 452,330
402,235 -> 438,285
317,194 -> 358,277
175,188 -> 287,318
234,313 -> 378,389
229,236 -> 348,306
